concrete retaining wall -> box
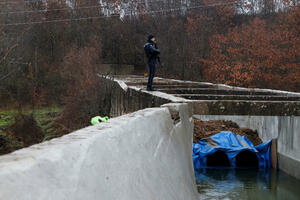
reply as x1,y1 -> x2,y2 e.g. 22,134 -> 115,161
0,103 -> 198,200
100,75 -> 174,117
194,115 -> 300,179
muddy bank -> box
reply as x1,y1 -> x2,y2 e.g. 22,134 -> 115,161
194,120 -> 262,146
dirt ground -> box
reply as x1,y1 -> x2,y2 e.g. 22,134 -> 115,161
194,120 -> 263,146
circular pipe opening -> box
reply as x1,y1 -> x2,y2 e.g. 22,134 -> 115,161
206,150 -> 231,167
236,150 -> 259,168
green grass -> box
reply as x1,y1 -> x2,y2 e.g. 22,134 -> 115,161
0,106 -> 62,155
0,106 -> 62,136
0,110 -> 16,130
32,107 -> 62,137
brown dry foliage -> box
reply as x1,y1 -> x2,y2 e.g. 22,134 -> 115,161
194,120 -> 263,146
202,6 -> 300,91
51,37 -> 110,137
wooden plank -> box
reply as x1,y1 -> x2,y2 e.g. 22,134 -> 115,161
271,138 -> 278,169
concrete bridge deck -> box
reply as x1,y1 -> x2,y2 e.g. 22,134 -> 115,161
111,75 -> 300,116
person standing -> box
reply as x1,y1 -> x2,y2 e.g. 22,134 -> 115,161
144,34 -> 160,91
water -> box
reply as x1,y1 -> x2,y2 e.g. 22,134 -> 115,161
195,168 -> 300,200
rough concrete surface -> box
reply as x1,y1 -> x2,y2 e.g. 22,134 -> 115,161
0,103 -> 198,200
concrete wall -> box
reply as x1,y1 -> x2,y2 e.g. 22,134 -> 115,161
194,115 -> 300,179
0,103 -> 198,200
99,75 -> 186,117
192,101 -> 300,116
99,75 -> 170,117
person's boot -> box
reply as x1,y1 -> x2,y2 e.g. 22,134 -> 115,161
147,87 -> 156,91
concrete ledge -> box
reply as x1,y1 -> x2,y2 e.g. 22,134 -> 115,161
278,153 -> 300,180
115,75 -> 300,97
0,103 -> 198,200
98,75 -> 181,117
193,101 -> 300,116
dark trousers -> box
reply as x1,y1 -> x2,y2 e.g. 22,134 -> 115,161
147,59 -> 156,89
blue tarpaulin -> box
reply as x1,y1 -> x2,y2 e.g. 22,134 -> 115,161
193,131 -> 272,169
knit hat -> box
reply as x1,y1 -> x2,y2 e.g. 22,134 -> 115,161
148,34 -> 155,41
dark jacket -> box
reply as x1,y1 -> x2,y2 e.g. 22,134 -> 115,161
144,41 -> 160,61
